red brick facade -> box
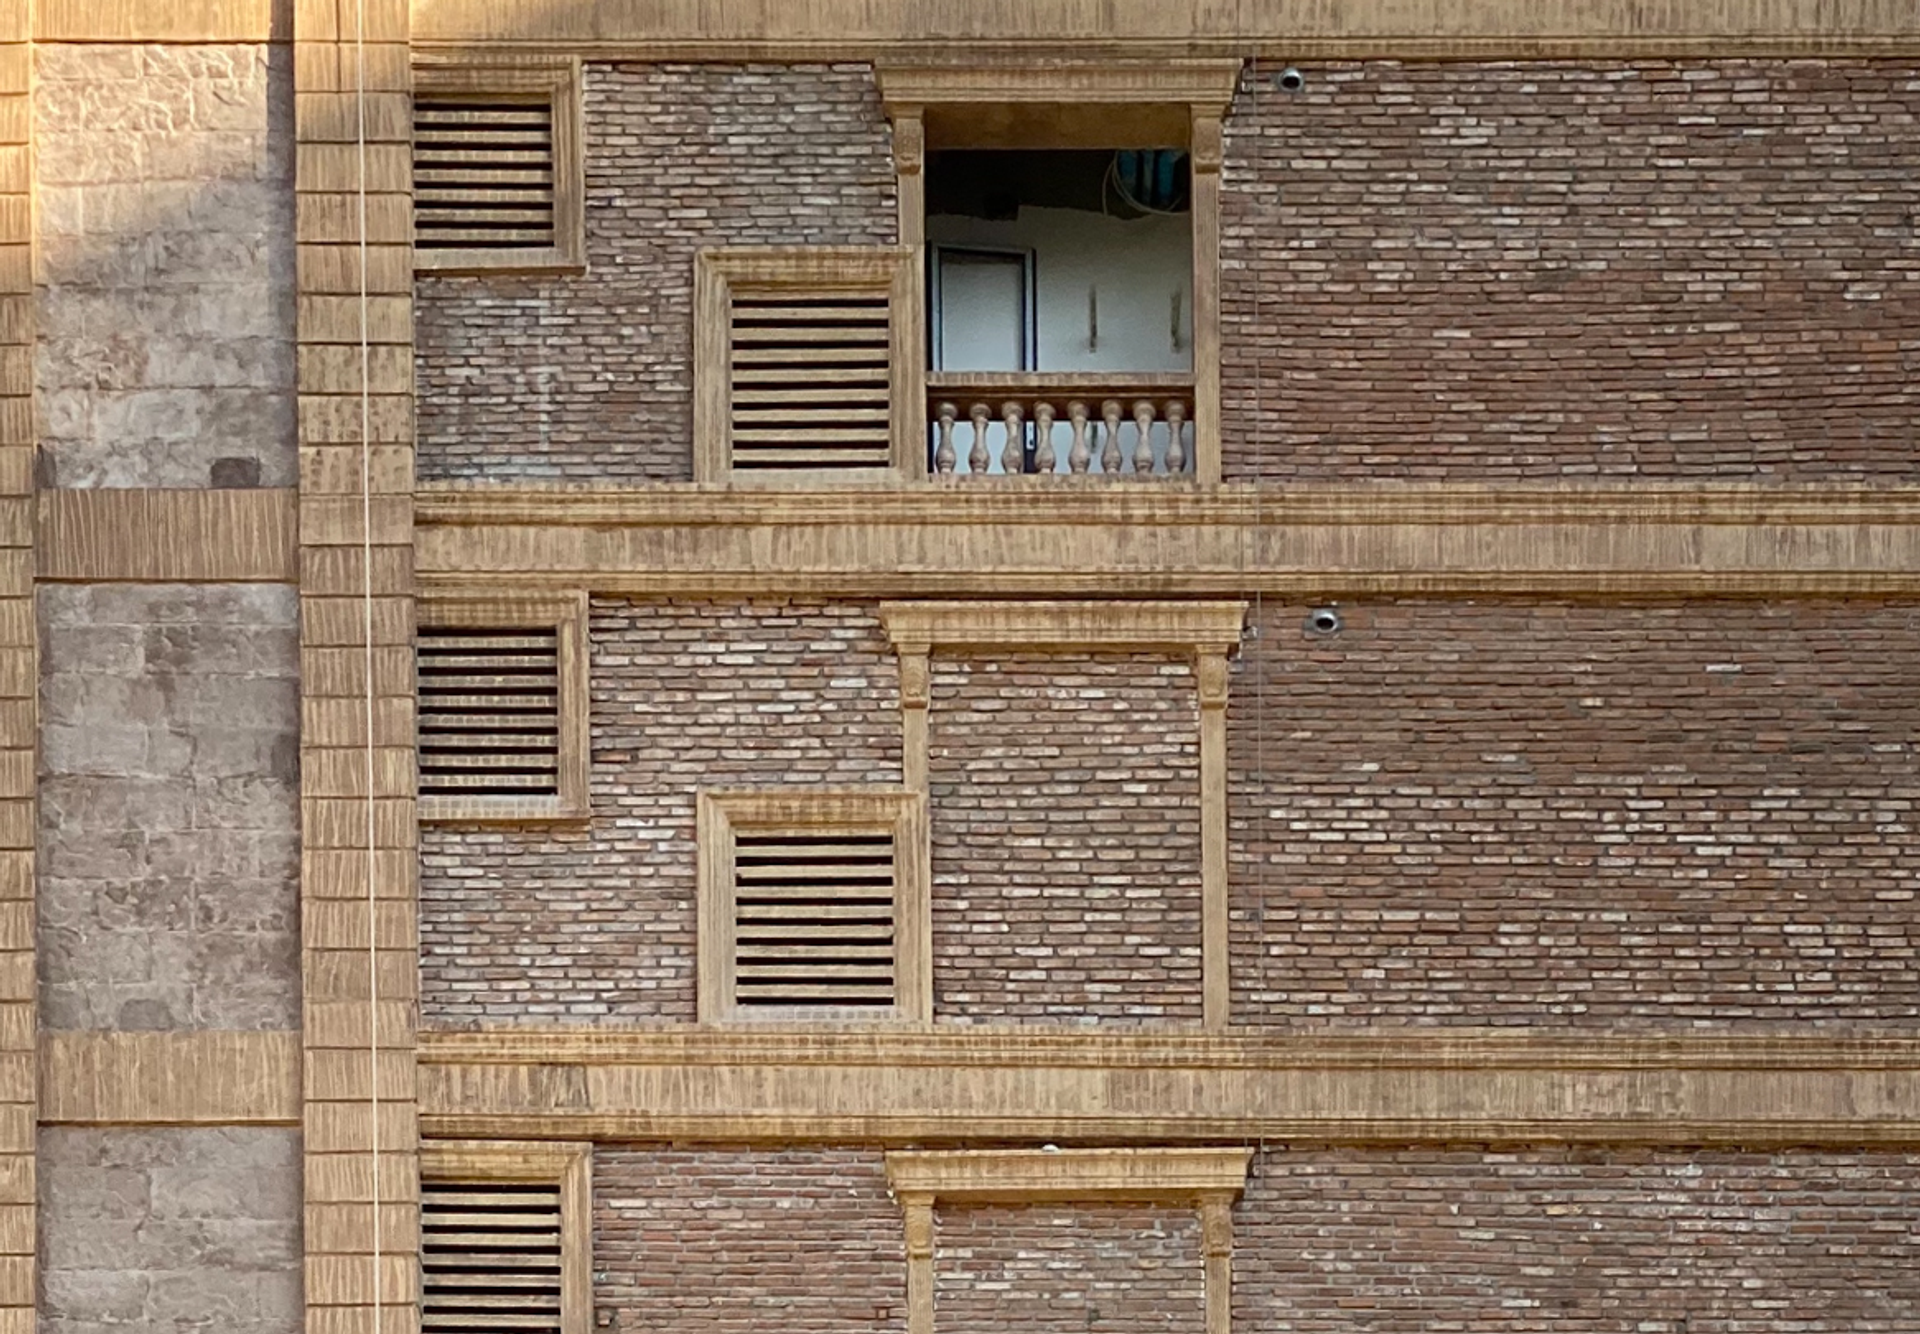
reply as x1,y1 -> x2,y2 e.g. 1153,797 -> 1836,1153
1228,598 -> 1920,1027
415,64 -> 898,485
420,599 -> 903,1025
934,1203 -> 1204,1334
1235,1147 -> 1920,1329
1220,61 -> 1920,482
930,656 -> 1205,1024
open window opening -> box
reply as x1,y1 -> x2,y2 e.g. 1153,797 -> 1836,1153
924,148 -> 1198,477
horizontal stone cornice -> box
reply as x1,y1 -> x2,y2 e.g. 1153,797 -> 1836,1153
419,1028 -> 1920,1147
416,482 -> 1920,598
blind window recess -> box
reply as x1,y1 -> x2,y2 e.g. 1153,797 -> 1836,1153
414,98 -> 557,253
732,829 -> 898,1011
729,293 -> 893,474
416,625 -> 562,800
422,1180 -> 564,1334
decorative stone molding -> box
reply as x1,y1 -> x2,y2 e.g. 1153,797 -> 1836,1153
39,1032 -> 302,1126
885,1148 -> 1250,1334
37,489 -> 298,583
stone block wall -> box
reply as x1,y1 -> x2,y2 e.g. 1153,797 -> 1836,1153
1220,60 -> 1920,481
1228,598 -> 1920,1027
39,1127 -> 302,1334
1234,1146 -> 1920,1329
934,1203 -> 1204,1334
929,656 -> 1204,1025
33,44 -> 296,488
414,63 -> 897,484
420,599 -> 904,1025
38,584 -> 300,1031
594,1146 -> 906,1333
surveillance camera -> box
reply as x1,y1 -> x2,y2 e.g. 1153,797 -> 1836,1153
1276,67 -> 1305,93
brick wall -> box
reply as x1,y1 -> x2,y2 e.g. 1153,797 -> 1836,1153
34,44 -> 295,488
39,584 -> 300,1030
934,1203 -> 1204,1334
1235,1146 -> 1920,1330
40,1127 -> 302,1334
1228,598 -> 1920,1027
415,63 -> 897,484
594,1146 -> 905,1333
929,656 -> 1204,1025
421,599 -> 903,1025
1220,61 -> 1920,482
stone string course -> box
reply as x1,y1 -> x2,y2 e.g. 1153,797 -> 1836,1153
1221,60 -> 1920,482
1229,598 -> 1920,1027
415,63 -> 897,483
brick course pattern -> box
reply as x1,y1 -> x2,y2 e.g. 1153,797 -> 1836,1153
38,584 -> 300,1031
415,64 -> 897,484
1220,61 -> 1920,482
40,1127 -> 302,1334
421,600 -> 902,1025
934,1203 -> 1204,1334
929,656 -> 1204,1025
594,1146 -> 906,1334
1228,599 -> 1920,1027
1235,1146 -> 1920,1330
33,44 -> 295,488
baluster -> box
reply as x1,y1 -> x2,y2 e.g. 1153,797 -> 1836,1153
934,402 -> 958,474
968,403 -> 992,475
1100,399 -> 1124,475
1000,400 -> 1026,476
1164,400 -> 1188,474
1132,400 -> 1157,475
1067,401 -> 1092,473
1033,402 -> 1057,474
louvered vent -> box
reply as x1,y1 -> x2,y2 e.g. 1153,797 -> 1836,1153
733,830 -> 897,1009
417,627 -> 561,798
423,1180 -> 563,1333
729,294 -> 893,472
414,99 -> 556,253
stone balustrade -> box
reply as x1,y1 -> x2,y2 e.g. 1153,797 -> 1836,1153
926,375 -> 1196,479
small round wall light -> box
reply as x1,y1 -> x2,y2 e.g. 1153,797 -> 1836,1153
1276,67 -> 1306,93
1304,607 -> 1343,636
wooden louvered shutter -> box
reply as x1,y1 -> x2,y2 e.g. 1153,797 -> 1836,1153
693,249 -> 919,482
414,99 -> 557,253
423,1180 -> 564,1333
728,293 -> 894,474
732,829 -> 899,1011
417,626 -> 562,799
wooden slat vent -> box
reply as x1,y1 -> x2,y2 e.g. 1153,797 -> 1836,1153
415,99 -> 557,252
729,294 -> 893,472
734,830 -> 897,1009
418,627 -> 561,798
423,1180 -> 564,1334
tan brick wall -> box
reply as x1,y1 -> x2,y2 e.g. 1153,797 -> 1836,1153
1228,599 -> 1920,1027
1235,1146 -> 1920,1330
420,599 -> 903,1025
33,44 -> 295,488
40,1127 -> 303,1334
934,1203 -> 1204,1334
415,63 -> 897,484
929,656 -> 1204,1025
1220,61 -> 1920,482
594,1146 -> 906,1333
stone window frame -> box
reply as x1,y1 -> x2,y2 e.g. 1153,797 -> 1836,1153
417,590 -> 591,824
412,56 -> 586,274
886,1147 -> 1251,1334
696,786 -> 932,1024
421,1138 -> 594,1334
875,61 -> 1242,484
